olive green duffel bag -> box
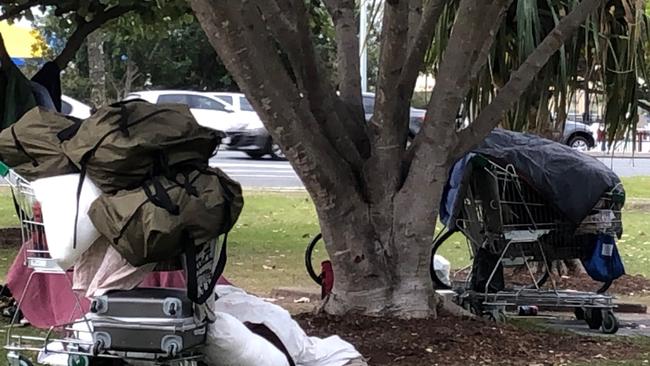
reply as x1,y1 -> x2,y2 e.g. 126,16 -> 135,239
0,107 -> 78,180
88,167 -> 243,267
60,100 -> 223,193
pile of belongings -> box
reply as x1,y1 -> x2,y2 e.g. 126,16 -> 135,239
0,99 -> 244,303
438,129 -> 626,288
37,285 -> 365,366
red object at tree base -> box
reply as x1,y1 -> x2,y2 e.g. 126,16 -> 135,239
320,260 -> 334,299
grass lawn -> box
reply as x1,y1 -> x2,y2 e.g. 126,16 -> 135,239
622,176 -> 650,200
2,184 -> 650,290
0,188 -> 18,229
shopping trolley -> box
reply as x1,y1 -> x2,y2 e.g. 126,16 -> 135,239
0,161 -> 205,366
430,155 -> 624,334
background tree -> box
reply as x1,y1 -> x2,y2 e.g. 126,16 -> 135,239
424,0 -> 648,144
12,1 -> 339,104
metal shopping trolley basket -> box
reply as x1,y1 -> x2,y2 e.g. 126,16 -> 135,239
0,161 -> 207,366
430,149 -> 625,334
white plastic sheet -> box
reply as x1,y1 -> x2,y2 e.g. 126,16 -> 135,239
32,174 -> 101,270
204,312 -> 290,366
211,285 -> 362,366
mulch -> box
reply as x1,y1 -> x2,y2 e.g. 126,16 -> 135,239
297,311 -> 650,365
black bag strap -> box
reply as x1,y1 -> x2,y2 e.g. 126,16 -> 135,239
57,118 -> 84,142
142,178 -> 180,215
185,232 -> 228,305
186,175 -> 236,304
244,322 -> 296,366
71,154 -> 90,249
11,126 -> 38,167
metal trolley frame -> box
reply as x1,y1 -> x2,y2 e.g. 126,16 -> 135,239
0,162 -> 203,366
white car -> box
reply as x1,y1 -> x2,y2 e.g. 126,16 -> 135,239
210,92 -> 265,131
211,92 -> 255,113
208,92 -> 284,159
125,90 -> 245,132
61,95 -> 92,120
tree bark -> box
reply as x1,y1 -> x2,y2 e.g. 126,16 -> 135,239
323,0 -> 364,121
87,30 -> 106,109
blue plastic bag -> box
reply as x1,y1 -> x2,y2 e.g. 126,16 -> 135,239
582,234 -> 625,283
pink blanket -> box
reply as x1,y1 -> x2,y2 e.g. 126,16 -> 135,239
7,247 -> 230,329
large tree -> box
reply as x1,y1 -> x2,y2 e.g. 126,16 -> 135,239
187,0 -> 636,318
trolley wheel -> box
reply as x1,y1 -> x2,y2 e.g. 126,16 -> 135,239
18,356 -> 33,366
482,309 -> 506,323
601,311 -> 619,334
305,233 -> 324,285
430,229 -> 456,290
574,307 -> 585,321
585,308 -> 603,330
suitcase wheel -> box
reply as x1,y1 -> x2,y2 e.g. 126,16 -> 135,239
162,335 -> 183,357
92,332 -> 111,355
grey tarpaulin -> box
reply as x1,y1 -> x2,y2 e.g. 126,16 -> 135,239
444,128 -> 623,225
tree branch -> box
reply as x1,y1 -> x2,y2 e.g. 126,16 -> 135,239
401,0 -> 513,193
454,0 -> 604,157
407,0 -> 423,50
362,0 -> 410,204
190,0 -> 364,209
323,0 -> 364,121
399,0 -> 447,107
253,0 -> 367,172
54,5 -> 134,70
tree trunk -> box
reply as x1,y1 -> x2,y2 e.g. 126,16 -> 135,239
87,30 -> 106,109
317,179 -> 443,318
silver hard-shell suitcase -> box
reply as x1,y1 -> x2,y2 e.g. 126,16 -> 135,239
89,288 -> 207,356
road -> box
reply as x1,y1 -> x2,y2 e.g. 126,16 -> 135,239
210,151 -> 302,189
211,151 -> 650,189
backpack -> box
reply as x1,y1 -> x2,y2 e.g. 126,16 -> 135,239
0,107 -> 78,180
88,167 -> 244,303
60,100 -> 222,193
